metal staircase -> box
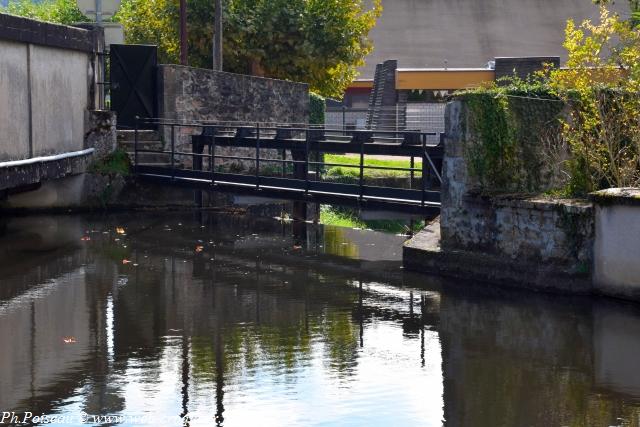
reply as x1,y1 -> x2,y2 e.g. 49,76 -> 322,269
365,59 -> 404,131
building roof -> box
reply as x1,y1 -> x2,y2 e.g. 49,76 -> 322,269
359,0 -> 629,79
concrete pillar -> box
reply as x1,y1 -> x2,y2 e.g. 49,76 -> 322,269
592,188 -> 640,300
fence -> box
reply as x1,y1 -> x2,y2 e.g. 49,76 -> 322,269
131,118 -> 444,214
325,103 -> 446,145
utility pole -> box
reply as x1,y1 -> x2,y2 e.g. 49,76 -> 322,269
180,0 -> 188,65
213,0 -> 223,71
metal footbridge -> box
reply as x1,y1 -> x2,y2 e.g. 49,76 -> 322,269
132,120 -> 443,214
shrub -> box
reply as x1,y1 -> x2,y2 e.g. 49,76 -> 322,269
458,5 -> 640,197
3,0 -> 88,24
547,6 -> 640,194
309,92 -> 325,125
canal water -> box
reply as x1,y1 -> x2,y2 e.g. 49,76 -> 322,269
1,212 -> 640,426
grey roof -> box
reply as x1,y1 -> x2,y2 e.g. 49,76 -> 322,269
359,0 -> 629,78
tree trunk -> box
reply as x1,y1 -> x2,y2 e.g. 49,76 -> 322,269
213,0 -> 223,71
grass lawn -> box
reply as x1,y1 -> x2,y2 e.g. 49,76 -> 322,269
323,154 -> 422,179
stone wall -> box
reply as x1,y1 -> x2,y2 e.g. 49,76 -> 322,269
405,100 -> 594,294
440,100 -> 593,267
157,65 -> 309,169
85,110 -> 117,160
158,65 -> 308,124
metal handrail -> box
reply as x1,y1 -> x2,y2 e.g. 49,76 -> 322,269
132,117 -> 443,210
134,117 -> 444,138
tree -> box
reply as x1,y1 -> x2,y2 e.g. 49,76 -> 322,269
3,0 -> 88,24
547,5 -> 640,192
116,0 -> 382,98
593,0 -> 640,25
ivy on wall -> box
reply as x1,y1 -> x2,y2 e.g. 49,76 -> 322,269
457,83 -> 566,195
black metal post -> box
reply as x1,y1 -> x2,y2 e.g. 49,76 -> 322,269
255,122 -> 260,190
359,137 -> 365,201
281,149 -> 286,177
210,128 -> 215,186
410,156 -> 415,189
171,124 -> 176,181
305,129 -> 310,195
342,106 -> 346,135
134,116 -> 139,174
421,134 -> 427,207
315,147 -> 320,182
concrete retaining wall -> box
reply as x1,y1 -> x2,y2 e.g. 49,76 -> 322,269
0,14 -> 100,163
592,189 -> 640,300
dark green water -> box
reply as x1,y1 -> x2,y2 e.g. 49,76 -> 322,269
1,212 -> 640,426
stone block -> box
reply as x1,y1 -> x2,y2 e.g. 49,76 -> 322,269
85,110 -> 116,159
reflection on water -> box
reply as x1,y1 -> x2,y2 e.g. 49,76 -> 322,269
1,212 -> 640,426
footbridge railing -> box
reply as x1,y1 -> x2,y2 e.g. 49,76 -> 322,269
131,119 -> 444,214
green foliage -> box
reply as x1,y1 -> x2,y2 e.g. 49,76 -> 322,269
459,5 -> 640,197
548,6 -> 640,194
116,0 -> 381,98
89,149 -> 132,176
3,0 -> 88,24
593,0 -> 640,25
309,92 -> 325,125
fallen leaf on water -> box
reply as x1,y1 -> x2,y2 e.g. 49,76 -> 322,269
116,227 -> 126,235
195,245 -> 204,253
80,236 -> 91,241
63,336 -> 77,344
122,259 -> 132,264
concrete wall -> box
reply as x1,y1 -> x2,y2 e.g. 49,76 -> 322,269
0,14 -> 98,162
360,0 -> 627,78
592,189 -> 640,300
30,45 -> 90,157
0,39 -> 30,160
